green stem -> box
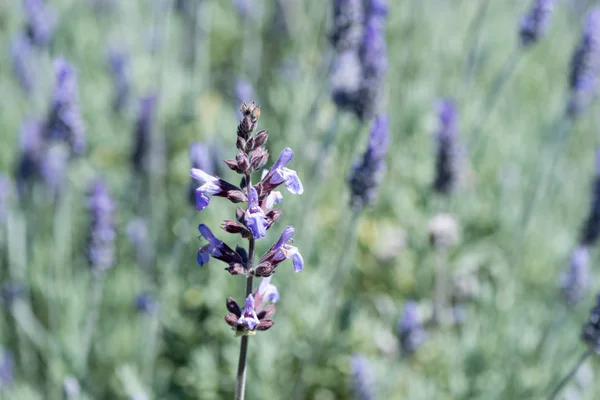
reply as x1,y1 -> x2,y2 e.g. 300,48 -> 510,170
462,0 -> 492,88
79,275 -> 104,375
433,247 -> 449,325
548,350 -> 591,400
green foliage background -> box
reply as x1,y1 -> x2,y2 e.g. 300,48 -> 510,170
1,0 -> 600,399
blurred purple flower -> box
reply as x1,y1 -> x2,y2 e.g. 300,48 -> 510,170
560,246 -> 591,307
233,0 -> 262,21
40,143 -> 69,197
331,49 -> 362,110
519,0 -> 555,47
398,301 -> 427,353
349,115 -> 389,211
107,47 -> 130,113
46,58 -> 86,155
235,80 -> 255,108
86,180 -> 116,273
63,376 -> 81,399
0,350 -> 13,388
433,99 -> 460,195
568,7 -> 600,116
331,0 -> 364,51
350,355 -> 375,400
1,281 -> 25,307
15,119 -> 44,198
10,34 -> 35,94
135,293 -> 158,314
580,149 -> 600,245
132,94 -> 157,174
126,218 -> 153,267
22,0 -> 57,47
582,293 -> 600,352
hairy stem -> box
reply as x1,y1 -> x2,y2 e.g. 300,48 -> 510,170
548,350 -> 591,400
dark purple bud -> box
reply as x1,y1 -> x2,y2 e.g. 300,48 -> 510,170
559,246 -> 590,307
253,130 -> 268,148
132,94 -> 157,174
86,180 -> 116,273
253,263 -> 274,277
23,0 -> 57,47
580,149 -> 600,245
349,115 -> 389,210
519,0 -> 555,47
107,47 -> 130,113
224,159 -> 242,173
237,102 -> 260,139
245,137 -> 255,153
354,17 -> 388,121
433,100 -> 460,195
10,34 -> 35,94
568,8 -> 600,117
397,301 -> 427,353
221,219 -> 250,236
250,147 -> 269,172
236,152 -> 250,172
135,293 -> 158,314
236,136 -> 247,151
350,355 -> 375,400
14,119 -> 43,199
582,292 -> 600,352
256,320 -> 274,331
45,58 -> 86,155
226,297 -> 242,317
331,0 -> 364,51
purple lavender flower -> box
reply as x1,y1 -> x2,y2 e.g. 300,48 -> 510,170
237,295 -> 260,330
349,115 -> 389,211
45,58 -> 86,155
22,0 -> 57,47
0,350 -> 13,388
245,187 -> 268,239
331,0 -> 364,51
135,293 -> 158,314
132,94 -> 157,174
560,246 -> 591,307
40,143 -> 69,197
86,180 -> 116,273
568,8 -> 600,116
354,13 -> 388,121
256,226 -> 303,276
257,148 -> 304,195
197,224 -> 247,274
519,0 -> 555,47
107,47 -> 130,113
582,293 -> 600,352
225,293 -> 276,335
10,34 -> 35,94
433,99 -> 460,195
15,119 -> 44,198
398,301 -> 427,353
258,276 -> 279,303
190,169 -> 245,211
350,355 -> 375,400
580,149 -> 600,245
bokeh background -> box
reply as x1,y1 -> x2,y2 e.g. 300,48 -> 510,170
2,0 -> 600,399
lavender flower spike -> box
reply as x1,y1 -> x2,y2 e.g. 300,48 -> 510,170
350,355 -> 375,400
579,149 -> 600,246
23,0 -> 57,47
398,301 -> 427,353
11,34 -> 35,94
107,47 -> 130,113
46,58 -> 86,154
237,295 -> 260,331
519,0 -> 555,47
349,115 -> 389,211
245,187 -> 268,239
331,0 -> 364,51
559,246 -> 590,307
132,94 -> 157,173
433,99 -> 460,195
567,7 -> 600,117
86,180 -> 116,273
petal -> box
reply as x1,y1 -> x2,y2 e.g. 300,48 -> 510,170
264,191 -> 283,210
190,168 -> 217,183
273,226 -> 295,250
246,211 -> 268,239
248,187 -> 259,207
291,252 -> 304,272
258,277 -> 280,303
195,189 -> 210,210
281,168 -> 304,195
196,246 -> 211,266
273,147 -> 293,169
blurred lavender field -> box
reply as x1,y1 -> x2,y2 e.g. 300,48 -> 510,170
3,0 -> 600,399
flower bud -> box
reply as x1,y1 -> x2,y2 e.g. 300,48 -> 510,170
253,129 -> 268,148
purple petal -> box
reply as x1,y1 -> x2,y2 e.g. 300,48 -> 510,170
197,246 -> 210,266
195,188 -> 210,211
282,168 -> 304,194
291,252 -> 304,272
273,226 -> 295,250
246,212 -> 268,239
272,147 -> 293,170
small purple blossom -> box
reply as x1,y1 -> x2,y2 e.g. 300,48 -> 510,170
10,34 -> 35,94
46,58 -> 86,155
349,115 -> 389,211
258,276 -> 279,303
580,149 -> 600,245
107,47 -> 130,113
23,0 -> 57,47
559,246 -> 591,307
237,294 -> 260,331
519,0 -> 555,47
433,100 -> 460,195
350,355 -> 375,400
86,180 -> 116,273
261,148 -> 304,195
398,301 -> 427,353
135,293 -> 158,314
191,169 -> 222,210
132,94 -> 157,173
40,143 -> 69,197
568,8 -> 600,116
245,187 -> 268,239
257,226 -> 304,274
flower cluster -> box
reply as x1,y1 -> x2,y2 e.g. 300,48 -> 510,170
397,300 -> 427,354
567,7 -> 600,117
349,115 -> 390,211
190,102 -> 304,335
86,180 -> 116,273
519,0 -> 555,47
22,0 -> 57,48
433,99 -> 460,195
331,0 -> 388,121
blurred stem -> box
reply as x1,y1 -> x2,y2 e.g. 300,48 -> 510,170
534,306 -> 566,358
462,0 -> 492,88
469,47 -> 523,162
80,274 -> 104,375
548,350 -> 591,400
433,246 -> 449,325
